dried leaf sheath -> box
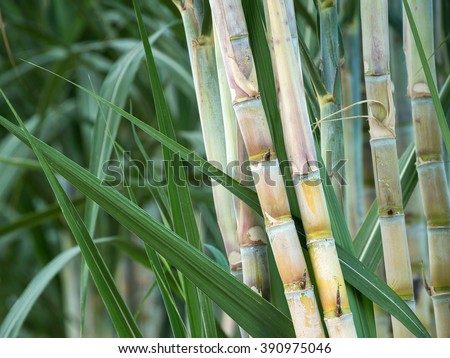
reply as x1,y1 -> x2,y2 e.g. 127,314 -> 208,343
210,0 -> 324,337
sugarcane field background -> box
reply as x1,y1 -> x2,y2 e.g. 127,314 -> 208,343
0,0 -> 448,338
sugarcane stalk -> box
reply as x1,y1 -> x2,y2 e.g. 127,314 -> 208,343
360,0 -> 415,337
216,37 -> 270,300
210,0 -> 324,338
215,29 -> 270,338
236,136 -> 270,300
340,0 -> 364,238
264,0 -> 356,338
389,0 -> 434,335
317,0 -> 345,209
403,0 -> 450,338
173,0 -> 242,278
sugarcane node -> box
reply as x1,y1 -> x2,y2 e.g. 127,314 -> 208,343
387,208 -> 394,216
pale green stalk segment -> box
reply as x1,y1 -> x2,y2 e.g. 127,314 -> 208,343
120,157 -> 187,338
403,0 -> 450,338
263,0 -> 356,337
361,0 -> 415,337
210,0 -> 324,338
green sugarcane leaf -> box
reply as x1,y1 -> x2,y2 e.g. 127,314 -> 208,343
204,244 -> 229,271
111,138 -> 187,338
80,32 -> 151,337
1,92 -> 143,338
130,124 -> 171,225
0,102 -> 75,201
83,20 -> 182,233
0,237 -> 117,338
0,116 -> 295,339
0,197 -> 84,238
0,156 -> 41,170
83,39 -> 143,235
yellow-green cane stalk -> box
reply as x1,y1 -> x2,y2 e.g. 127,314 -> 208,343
210,0 -> 324,338
361,0 -> 415,337
317,0 -> 345,209
173,0 -> 242,278
389,0 -> 433,334
264,0 -> 356,338
403,0 -> 450,338
215,32 -> 270,337
343,1 -> 390,335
